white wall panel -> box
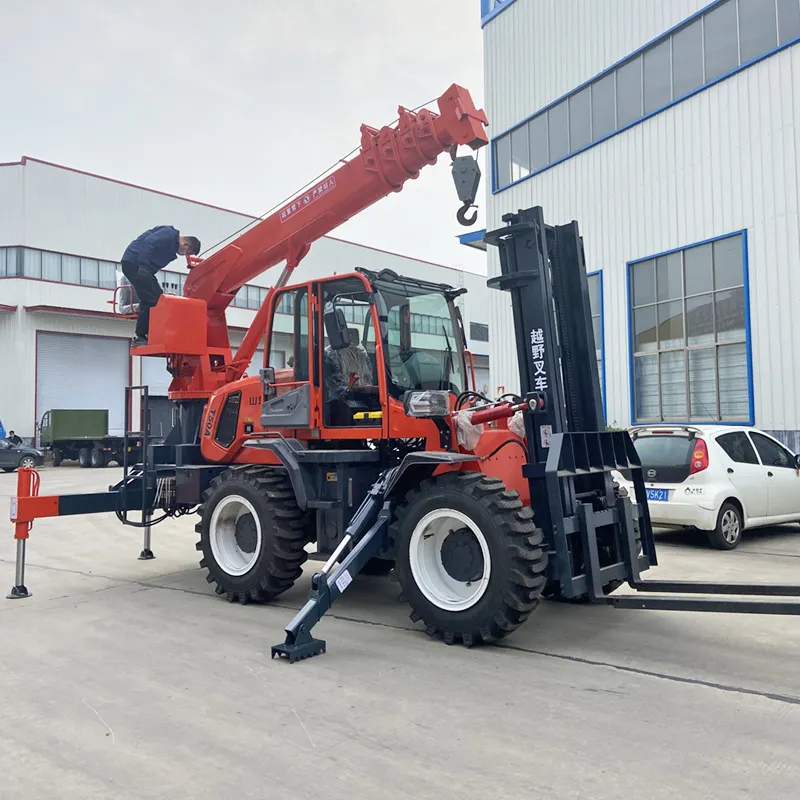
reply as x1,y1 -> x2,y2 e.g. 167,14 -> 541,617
0,163 -> 24,245
484,0 -> 709,136
485,16 -> 800,433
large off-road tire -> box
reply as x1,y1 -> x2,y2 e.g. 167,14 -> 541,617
390,472 -> 548,647
90,447 -> 105,468
51,448 -> 62,467
195,466 -> 314,604
78,447 -> 91,468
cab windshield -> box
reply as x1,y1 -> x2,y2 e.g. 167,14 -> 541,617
372,278 -> 466,399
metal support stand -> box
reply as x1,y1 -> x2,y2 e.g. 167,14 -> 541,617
138,511 -> 155,560
6,539 -> 32,599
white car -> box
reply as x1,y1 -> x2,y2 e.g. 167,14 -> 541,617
613,425 -> 800,550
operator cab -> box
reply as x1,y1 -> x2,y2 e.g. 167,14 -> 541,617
261,269 -> 470,436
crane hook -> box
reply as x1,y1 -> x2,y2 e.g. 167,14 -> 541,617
457,202 -> 479,227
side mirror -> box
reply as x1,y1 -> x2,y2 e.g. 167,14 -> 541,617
795,453 -> 800,470
324,304 -> 349,351
287,356 -> 294,368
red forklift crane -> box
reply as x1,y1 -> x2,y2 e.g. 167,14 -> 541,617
8,84 -> 800,663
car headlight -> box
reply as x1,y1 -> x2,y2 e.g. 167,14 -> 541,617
403,390 -> 450,418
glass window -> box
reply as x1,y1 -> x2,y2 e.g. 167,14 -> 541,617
591,71 -> 616,140
528,114 -> 549,172
715,288 -> 745,341
23,248 -> 42,279
247,285 -> 260,309
718,342 -> 749,419
672,18 -> 705,98
470,322 -> 489,342
631,233 -> 748,422
7,247 -> 20,277
495,135 -> 511,188
631,259 -> 656,306
704,0 -> 739,82
713,235 -> 744,289
688,347 -> 718,417
98,261 -> 116,289
634,306 -> 658,352
41,251 -> 61,282
658,300 -> 684,348
656,253 -> 682,300
588,272 -> 601,310
260,287 -> 269,306
510,124 -> 530,181
717,431 -> 759,464
686,294 -> 715,345
616,56 -> 643,128
80,258 -> 99,287
0,248 -> 6,277
62,254 -> 80,284
569,86 -> 592,152
660,350 -> 687,419
750,432 -> 794,468
778,0 -> 800,44
684,243 -> 713,295
643,39 -> 672,114
547,100 -> 570,163
739,0 -> 777,63
634,355 -> 660,419
269,287 -> 308,382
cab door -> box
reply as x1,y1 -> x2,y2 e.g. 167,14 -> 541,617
317,276 -> 386,438
261,284 -> 313,429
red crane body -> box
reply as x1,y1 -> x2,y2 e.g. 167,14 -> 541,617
132,84 -> 488,400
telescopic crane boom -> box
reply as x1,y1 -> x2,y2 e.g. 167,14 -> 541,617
134,84 -> 489,399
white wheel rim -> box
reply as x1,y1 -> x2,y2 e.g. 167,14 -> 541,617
209,494 -> 262,576
21,458 -> 35,468
408,508 -> 491,612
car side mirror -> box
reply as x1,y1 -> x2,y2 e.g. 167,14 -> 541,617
795,453 -> 800,470
324,304 -> 349,351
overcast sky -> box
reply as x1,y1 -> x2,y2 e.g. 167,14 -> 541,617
1,0 -> 487,272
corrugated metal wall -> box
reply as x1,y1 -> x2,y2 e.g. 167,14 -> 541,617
484,0 -> 800,435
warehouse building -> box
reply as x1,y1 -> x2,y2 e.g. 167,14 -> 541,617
0,157 -> 491,444
467,0 -> 800,449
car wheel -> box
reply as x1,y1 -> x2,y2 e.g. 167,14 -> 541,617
706,502 -> 743,550
19,456 -> 37,469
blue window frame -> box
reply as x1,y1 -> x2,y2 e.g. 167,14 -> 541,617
492,0 -> 800,192
481,0 -> 520,26
587,271 -> 607,421
627,231 -> 754,425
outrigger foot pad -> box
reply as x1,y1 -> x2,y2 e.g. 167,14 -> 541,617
138,549 -> 155,561
272,628 -> 326,663
6,585 -> 32,600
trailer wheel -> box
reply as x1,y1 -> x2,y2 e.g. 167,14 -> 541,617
90,448 -> 105,468
78,447 -> 91,468
51,448 -> 62,467
391,472 -> 547,646
195,466 -> 314,604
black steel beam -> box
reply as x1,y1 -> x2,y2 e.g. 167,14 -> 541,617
608,595 -> 800,615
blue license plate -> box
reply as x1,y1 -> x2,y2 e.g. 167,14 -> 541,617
646,488 -> 670,502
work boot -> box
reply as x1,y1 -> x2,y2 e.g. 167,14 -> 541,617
131,336 -> 148,348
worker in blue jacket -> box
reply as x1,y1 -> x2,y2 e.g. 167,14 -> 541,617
121,226 -> 201,347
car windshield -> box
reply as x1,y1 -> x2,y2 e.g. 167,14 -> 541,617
372,279 -> 466,399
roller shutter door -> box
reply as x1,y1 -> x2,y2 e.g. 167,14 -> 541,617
36,333 -> 129,438
141,356 -> 172,396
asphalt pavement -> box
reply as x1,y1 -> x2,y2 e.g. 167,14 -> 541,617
1,466 -> 799,799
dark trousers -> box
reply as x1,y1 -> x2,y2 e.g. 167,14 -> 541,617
121,261 -> 162,339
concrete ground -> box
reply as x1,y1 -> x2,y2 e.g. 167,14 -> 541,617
1,467 -> 800,800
